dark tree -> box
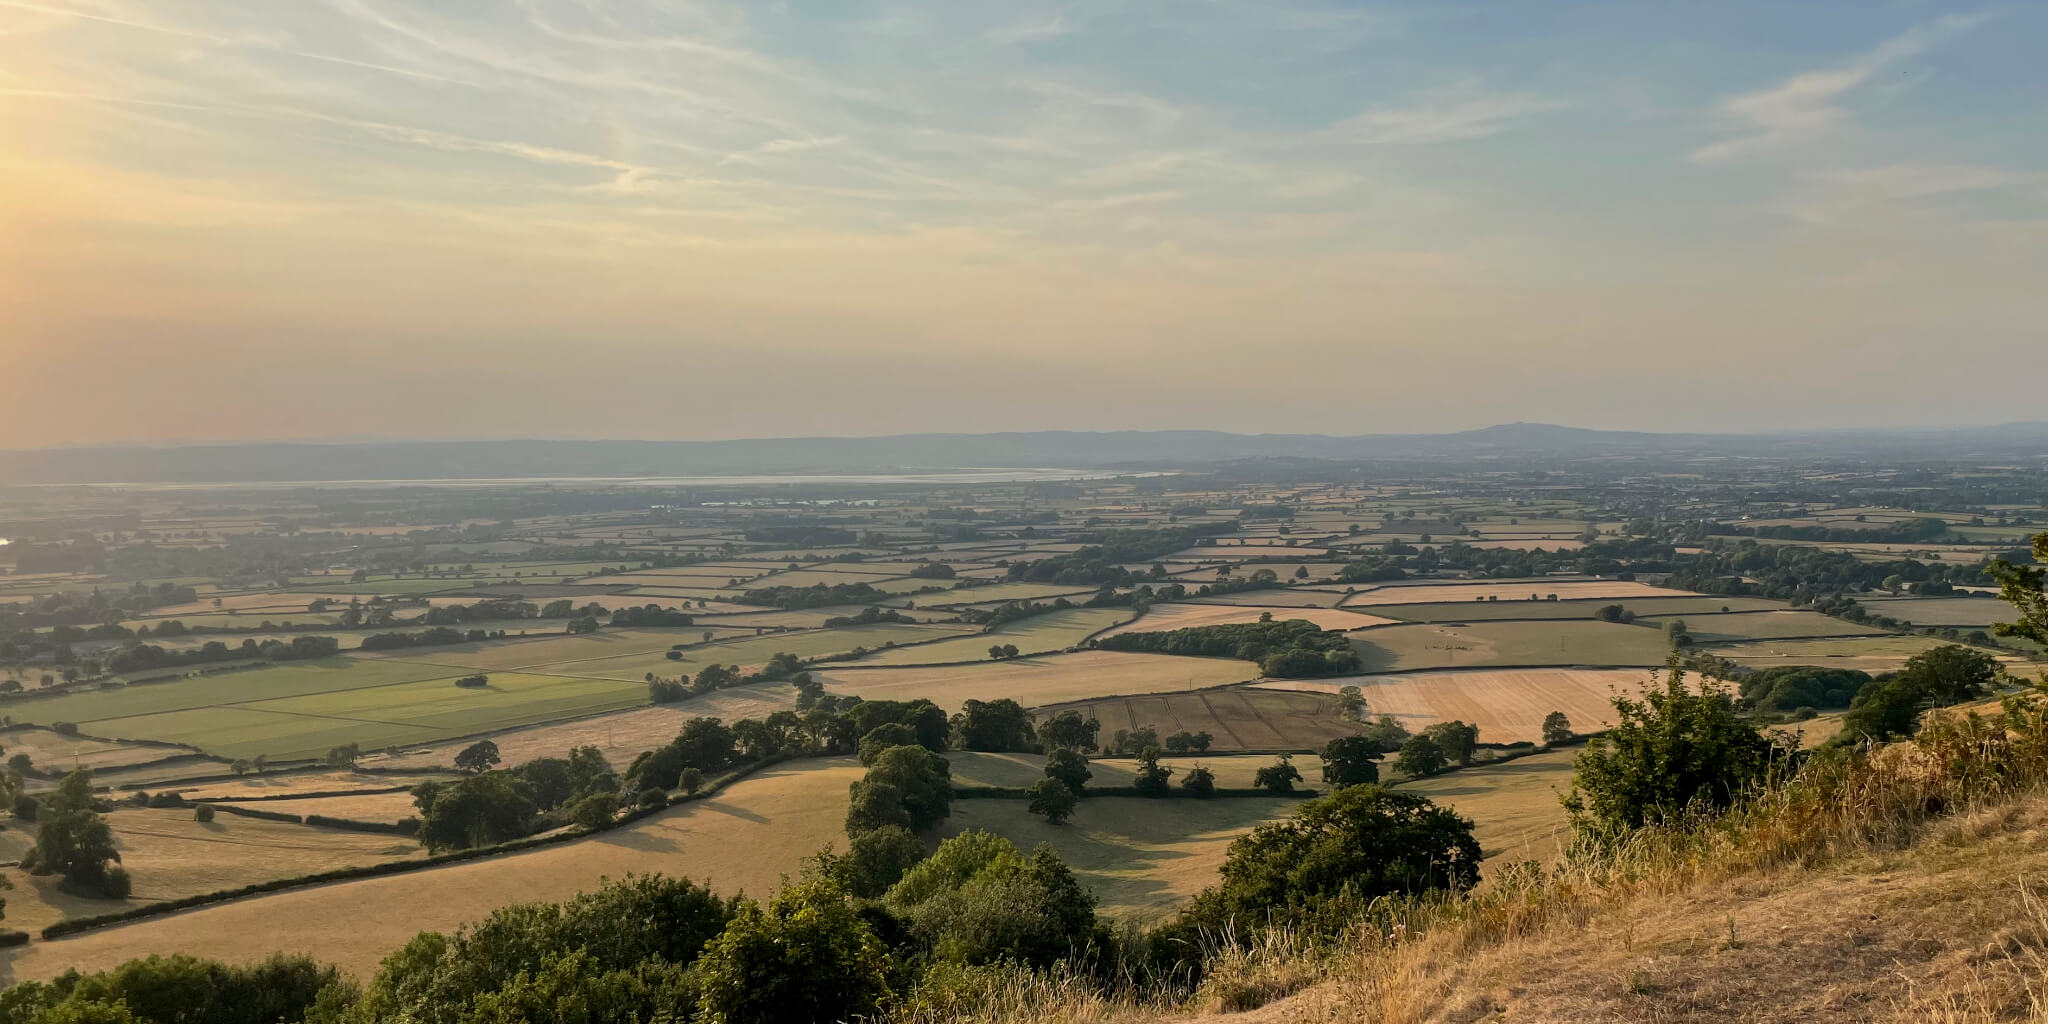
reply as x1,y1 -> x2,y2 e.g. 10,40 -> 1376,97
1027,777 -> 1078,824
1320,735 -> 1383,787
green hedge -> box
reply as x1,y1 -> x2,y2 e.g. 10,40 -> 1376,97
951,785 -> 1316,800
206,803 -> 303,824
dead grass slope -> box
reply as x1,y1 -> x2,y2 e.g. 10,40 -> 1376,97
1213,795 -> 2048,1023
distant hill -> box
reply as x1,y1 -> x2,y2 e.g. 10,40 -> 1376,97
2,422 -> 2046,484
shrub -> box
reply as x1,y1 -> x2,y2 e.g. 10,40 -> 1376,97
636,787 -> 667,809
888,835 -> 1097,969
833,824 -> 924,898
1043,747 -> 1091,794
1026,778 -> 1078,824
1131,748 -> 1173,797
1254,755 -> 1302,794
694,880 -> 888,1024
1320,735 -> 1383,787
569,792 -> 620,829
1564,663 -> 1777,838
1181,765 -> 1217,797
1182,785 -> 1479,934
193,804 -> 215,823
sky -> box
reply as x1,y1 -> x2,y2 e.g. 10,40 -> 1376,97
2,0 -> 2044,447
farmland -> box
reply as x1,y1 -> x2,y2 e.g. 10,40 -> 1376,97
1347,620 -> 1677,672
2,760 -> 867,981
849,607 -> 1134,665
1257,668 -> 1662,745
1037,687 -> 1365,751
0,448 -> 2039,986
1101,603 -> 1396,635
816,651 -> 1254,710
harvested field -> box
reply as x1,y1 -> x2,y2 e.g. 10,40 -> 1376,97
1348,620 -> 1675,672
215,791 -> 422,824
1100,604 -> 1396,636
1370,596 -> 1789,622
936,795 -> 1299,922
174,770 -> 454,800
1256,668 -> 1660,744
1392,748 -> 1578,863
1169,546 -> 1331,558
360,682 -> 801,771
815,651 -> 1253,711
1037,688 -> 1363,752
1340,581 -> 1697,607
0,726 -> 187,774
0,808 -> 426,938
0,759 -> 865,983
1710,634 -> 2012,671
851,608 -> 1134,665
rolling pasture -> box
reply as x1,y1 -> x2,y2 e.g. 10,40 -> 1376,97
936,796 -> 1299,923
0,760 -> 869,983
0,808 -> 427,938
1393,748 -> 1577,863
1370,595 -> 1789,622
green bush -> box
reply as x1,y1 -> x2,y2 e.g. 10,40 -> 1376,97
694,879 -> 888,1024
193,804 -> 215,823
1565,664 -> 1776,837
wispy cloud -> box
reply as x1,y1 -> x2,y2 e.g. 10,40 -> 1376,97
1691,13 -> 1990,164
1329,87 -> 1565,145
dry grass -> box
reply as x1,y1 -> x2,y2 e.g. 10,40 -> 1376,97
1256,669 -> 1663,744
937,796 -> 1300,923
882,689 -> 2048,1024
816,652 -> 1255,712
1040,688 -> 1362,752
0,726 -> 182,773
0,759 -> 864,984
0,808 -> 426,942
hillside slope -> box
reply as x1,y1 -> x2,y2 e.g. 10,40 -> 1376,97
1187,795 -> 2048,1024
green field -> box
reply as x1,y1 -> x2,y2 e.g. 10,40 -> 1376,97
1638,610 -> 1891,641
540,622 -> 978,680
850,607 -> 1135,665
1857,596 -> 2018,627
28,668 -> 651,760
1349,619 -> 1676,672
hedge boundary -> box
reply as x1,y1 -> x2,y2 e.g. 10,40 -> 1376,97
38,755 -> 794,941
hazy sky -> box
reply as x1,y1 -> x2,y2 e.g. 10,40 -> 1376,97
3,1 -> 2044,446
